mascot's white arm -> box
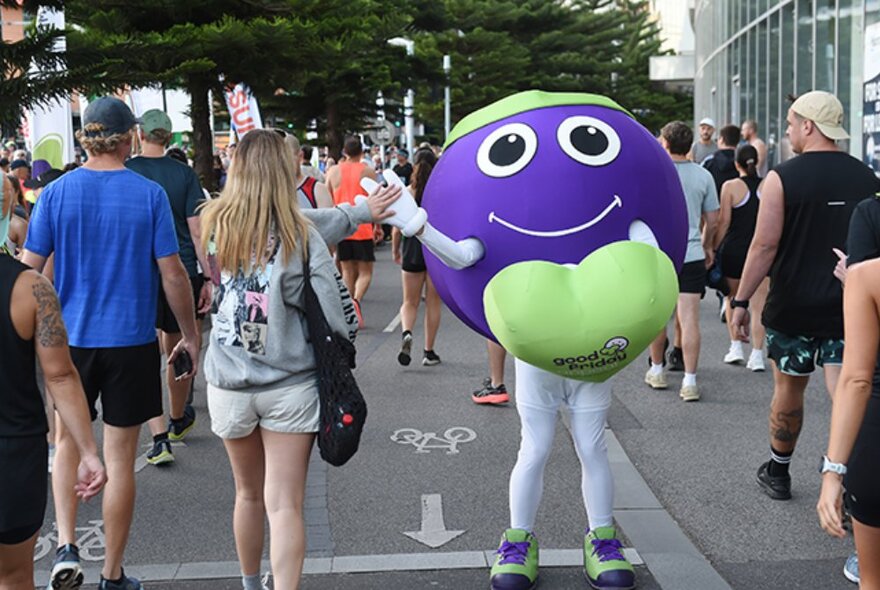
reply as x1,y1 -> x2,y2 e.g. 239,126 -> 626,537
362,170 -> 484,270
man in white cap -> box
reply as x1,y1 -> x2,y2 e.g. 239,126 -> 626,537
731,91 -> 880,502
689,117 -> 717,164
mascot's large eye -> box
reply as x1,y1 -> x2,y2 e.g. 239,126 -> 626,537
557,116 -> 620,166
476,123 -> 538,178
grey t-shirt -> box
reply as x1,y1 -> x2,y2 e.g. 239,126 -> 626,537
673,161 -> 720,263
690,141 -> 717,165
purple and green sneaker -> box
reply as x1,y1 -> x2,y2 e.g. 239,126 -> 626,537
584,527 -> 635,590
490,529 -> 538,590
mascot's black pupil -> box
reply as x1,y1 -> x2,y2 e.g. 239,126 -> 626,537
489,134 -> 526,166
571,126 -> 608,156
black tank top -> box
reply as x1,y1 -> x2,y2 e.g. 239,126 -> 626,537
722,175 -> 761,250
0,256 -> 47,437
763,152 -> 880,338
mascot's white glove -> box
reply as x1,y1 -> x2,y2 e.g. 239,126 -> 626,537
360,169 -> 428,237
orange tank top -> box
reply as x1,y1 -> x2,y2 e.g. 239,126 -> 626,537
332,161 -> 373,241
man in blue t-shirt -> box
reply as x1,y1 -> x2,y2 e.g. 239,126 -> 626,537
126,109 -> 210,466
22,97 -> 199,590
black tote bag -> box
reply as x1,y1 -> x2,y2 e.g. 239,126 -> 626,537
301,253 -> 367,466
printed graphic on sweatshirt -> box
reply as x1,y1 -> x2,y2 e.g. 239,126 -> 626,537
210,235 -> 278,355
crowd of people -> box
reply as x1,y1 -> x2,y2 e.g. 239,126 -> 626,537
0,87 -> 878,590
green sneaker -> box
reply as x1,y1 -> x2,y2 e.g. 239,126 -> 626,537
489,528 -> 538,590
584,527 -> 635,590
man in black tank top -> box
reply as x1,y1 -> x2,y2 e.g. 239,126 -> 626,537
730,91 -> 880,502
0,249 -> 106,586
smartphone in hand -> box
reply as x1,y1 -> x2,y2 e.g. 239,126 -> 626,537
172,349 -> 193,379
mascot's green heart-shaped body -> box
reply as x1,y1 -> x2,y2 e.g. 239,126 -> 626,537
484,241 -> 678,382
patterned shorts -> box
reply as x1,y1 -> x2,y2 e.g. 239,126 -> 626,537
766,328 -> 844,376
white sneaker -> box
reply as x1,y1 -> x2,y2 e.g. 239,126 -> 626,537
747,353 -> 765,372
680,384 -> 700,402
724,347 -> 745,365
644,369 -> 668,389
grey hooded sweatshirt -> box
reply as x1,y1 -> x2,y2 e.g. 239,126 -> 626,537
204,202 -> 370,392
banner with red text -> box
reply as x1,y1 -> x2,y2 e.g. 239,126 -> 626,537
224,83 -> 263,141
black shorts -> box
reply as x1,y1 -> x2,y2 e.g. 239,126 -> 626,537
70,341 -> 163,427
401,236 -> 426,273
337,239 -> 375,262
719,243 -> 747,280
0,435 -> 47,544
845,395 -> 880,527
678,260 -> 706,295
157,275 -> 206,333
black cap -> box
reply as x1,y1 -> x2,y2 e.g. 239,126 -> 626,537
82,97 -> 141,137
10,159 -> 29,171
24,168 -> 64,190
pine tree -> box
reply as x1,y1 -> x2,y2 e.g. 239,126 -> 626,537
260,0 -> 416,159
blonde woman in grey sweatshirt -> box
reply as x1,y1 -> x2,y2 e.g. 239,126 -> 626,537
201,130 -> 400,590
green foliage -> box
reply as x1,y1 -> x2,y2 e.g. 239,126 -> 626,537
3,0 -> 688,161
413,0 -> 690,142
260,0 -> 416,157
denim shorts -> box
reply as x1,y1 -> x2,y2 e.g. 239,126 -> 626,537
208,379 -> 320,439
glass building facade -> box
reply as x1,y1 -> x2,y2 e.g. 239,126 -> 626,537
694,0 -> 880,169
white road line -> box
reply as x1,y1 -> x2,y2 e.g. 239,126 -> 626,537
34,548 -> 644,584
382,312 -> 402,333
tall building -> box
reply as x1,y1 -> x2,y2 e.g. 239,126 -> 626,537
694,1 -> 879,171
649,0 -> 697,94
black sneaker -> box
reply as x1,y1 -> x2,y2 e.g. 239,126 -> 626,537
398,331 -> 413,366
422,350 -> 441,366
168,405 -> 196,441
146,437 -> 174,466
756,461 -> 792,500
98,569 -> 143,590
49,543 -> 83,589
666,347 -> 684,372
471,378 -> 509,405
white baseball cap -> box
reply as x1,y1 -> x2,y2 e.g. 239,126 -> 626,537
790,91 -> 849,140
698,117 -> 716,128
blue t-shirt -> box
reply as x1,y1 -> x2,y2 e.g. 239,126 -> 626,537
25,167 -> 179,348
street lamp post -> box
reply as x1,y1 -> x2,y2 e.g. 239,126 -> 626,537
376,90 -> 386,166
388,37 -> 415,154
443,55 -> 451,142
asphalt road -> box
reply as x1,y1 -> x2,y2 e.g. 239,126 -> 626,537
31,244 -> 856,589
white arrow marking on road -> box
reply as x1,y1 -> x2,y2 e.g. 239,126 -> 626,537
403,494 -> 465,548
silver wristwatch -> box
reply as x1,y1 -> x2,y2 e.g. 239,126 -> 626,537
819,455 -> 847,476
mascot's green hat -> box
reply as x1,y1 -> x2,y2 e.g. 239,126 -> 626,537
444,90 -> 634,149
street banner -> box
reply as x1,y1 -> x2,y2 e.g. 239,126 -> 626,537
224,82 -> 263,141
26,7 -> 74,171
129,87 -> 164,116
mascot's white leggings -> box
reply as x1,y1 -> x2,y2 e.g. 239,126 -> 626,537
509,359 -> 614,532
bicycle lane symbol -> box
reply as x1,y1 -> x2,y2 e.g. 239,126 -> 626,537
34,520 -> 105,562
391,427 -> 477,455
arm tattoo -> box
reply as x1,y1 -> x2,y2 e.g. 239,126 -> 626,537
32,280 -> 68,347
771,408 -> 803,443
